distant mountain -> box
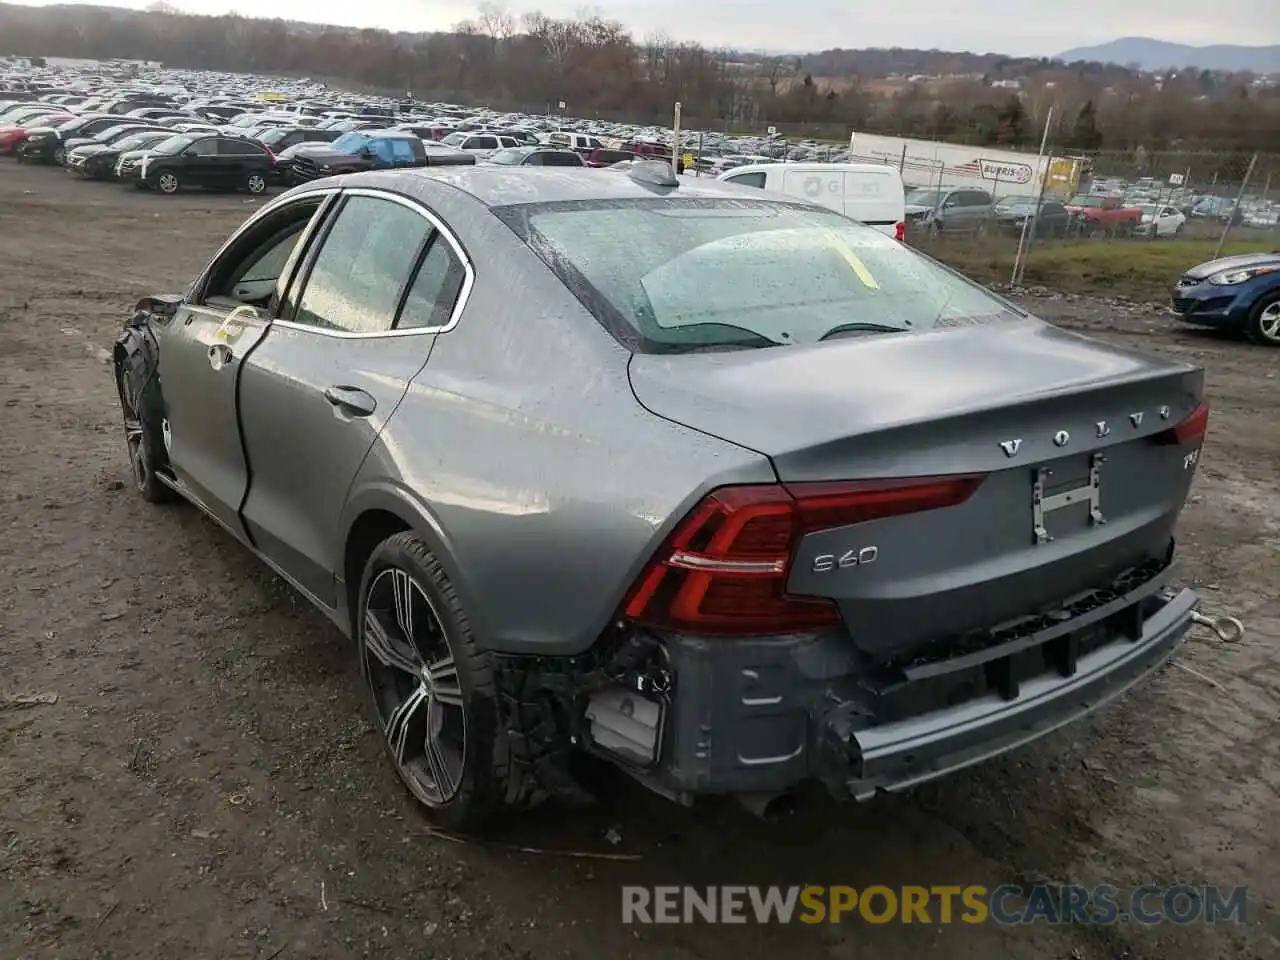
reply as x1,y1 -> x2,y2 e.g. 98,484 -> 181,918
1056,37 -> 1280,73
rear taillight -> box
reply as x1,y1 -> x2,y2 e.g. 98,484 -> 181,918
894,221 -> 906,242
1154,400 -> 1209,446
622,474 -> 985,636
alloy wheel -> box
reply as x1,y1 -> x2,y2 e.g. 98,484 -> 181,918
117,372 -> 150,492
247,174 -> 266,194
1258,302 -> 1280,343
158,173 -> 179,194
362,567 -> 466,806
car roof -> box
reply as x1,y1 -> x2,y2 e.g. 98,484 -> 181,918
346,166 -> 755,208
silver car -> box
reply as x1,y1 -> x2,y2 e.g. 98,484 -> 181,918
114,163 -> 1211,829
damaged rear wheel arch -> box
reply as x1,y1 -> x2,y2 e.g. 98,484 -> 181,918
343,508 -> 412,636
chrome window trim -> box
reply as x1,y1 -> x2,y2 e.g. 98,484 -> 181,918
271,186 -> 475,340
188,185 -> 342,302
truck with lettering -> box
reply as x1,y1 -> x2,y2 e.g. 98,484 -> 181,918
846,130 -> 1082,201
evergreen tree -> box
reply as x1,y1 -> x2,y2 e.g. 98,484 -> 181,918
996,95 -> 1027,145
1070,100 -> 1103,150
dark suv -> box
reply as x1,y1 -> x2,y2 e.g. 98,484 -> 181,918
18,114 -> 122,164
130,134 -> 273,195
287,131 -> 473,184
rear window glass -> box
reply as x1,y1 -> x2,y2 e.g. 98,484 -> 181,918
499,199 -> 1019,354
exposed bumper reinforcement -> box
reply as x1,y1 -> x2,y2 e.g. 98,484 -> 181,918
843,586 -> 1197,800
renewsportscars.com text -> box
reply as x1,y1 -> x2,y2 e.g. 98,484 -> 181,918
621,884 -> 1248,926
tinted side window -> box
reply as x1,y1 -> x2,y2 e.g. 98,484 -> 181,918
219,139 -> 265,156
390,138 -> 417,162
968,191 -> 993,206
368,138 -> 395,164
726,171 -> 767,189
293,196 -> 430,334
397,234 -> 467,330
543,151 -> 583,167
188,138 -> 219,156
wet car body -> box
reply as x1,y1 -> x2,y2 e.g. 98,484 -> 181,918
113,165 -> 1212,828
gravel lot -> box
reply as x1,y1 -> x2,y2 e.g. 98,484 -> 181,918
1,163 -> 1277,960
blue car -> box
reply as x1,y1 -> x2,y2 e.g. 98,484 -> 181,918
1171,251 -> 1280,345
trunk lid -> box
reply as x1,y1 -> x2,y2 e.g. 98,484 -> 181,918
629,321 -> 1205,659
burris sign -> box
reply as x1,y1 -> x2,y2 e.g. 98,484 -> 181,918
979,159 -> 1034,184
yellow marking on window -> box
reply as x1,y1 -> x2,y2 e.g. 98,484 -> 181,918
827,230 -> 880,289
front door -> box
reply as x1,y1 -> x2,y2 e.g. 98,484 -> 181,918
158,193 -> 335,538
237,191 -> 470,607
158,302 -> 268,536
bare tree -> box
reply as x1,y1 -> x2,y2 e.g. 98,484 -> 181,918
765,56 -> 785,98
643,29 -> 671,83
477,3 -> 514,41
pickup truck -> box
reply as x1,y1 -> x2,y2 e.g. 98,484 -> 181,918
616,139 -> 686,173
285,131 -> 473,183
1064,194 -> 1142,236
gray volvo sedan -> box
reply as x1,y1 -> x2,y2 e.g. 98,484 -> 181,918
114,161 -> 1212,829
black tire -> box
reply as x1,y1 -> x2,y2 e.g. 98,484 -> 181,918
114,362 -> 172,503
245,171 -> 267,195
1245,292 -> 1280,347
156,170 -> 180,195
53,146 -> 65,165
357,533 -> 545,831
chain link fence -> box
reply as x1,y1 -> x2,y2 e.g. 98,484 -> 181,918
900,149 -> 1279,297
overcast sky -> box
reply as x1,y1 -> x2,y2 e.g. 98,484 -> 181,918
18,0 -> 1280,56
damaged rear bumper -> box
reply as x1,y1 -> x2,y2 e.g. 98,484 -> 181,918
586,567 -> 1197,803
842,586 -> 1195,799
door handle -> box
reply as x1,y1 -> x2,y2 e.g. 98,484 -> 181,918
208,342 -> 234,370
323,385 -> 377,417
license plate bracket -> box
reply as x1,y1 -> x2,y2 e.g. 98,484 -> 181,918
1032,453 -> 1105,544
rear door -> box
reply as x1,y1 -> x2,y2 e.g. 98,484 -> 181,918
236,189 -> 470,606
781,167 -> 844,212
218,137 -> 267,187
182,136 -> 221,186
156,192 -> 334,536
842,168 -> 904,236
467,134 -> 499,157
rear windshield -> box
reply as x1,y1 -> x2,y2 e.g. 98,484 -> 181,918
498,198 -> 1019,354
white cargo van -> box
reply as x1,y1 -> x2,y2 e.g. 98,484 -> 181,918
717,162 -> 906,240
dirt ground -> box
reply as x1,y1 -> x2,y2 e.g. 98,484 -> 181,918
1,162 -> 1277,960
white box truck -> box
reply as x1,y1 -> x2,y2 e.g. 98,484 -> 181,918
846,131 -> 1082,200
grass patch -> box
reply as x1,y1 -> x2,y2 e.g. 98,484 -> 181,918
918,237 -> 1277,301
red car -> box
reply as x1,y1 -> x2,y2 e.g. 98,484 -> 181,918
1064,194 -> 1142,236
0,113 -> 73,155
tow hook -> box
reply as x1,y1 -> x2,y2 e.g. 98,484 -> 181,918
1190,609 -> 1245,644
